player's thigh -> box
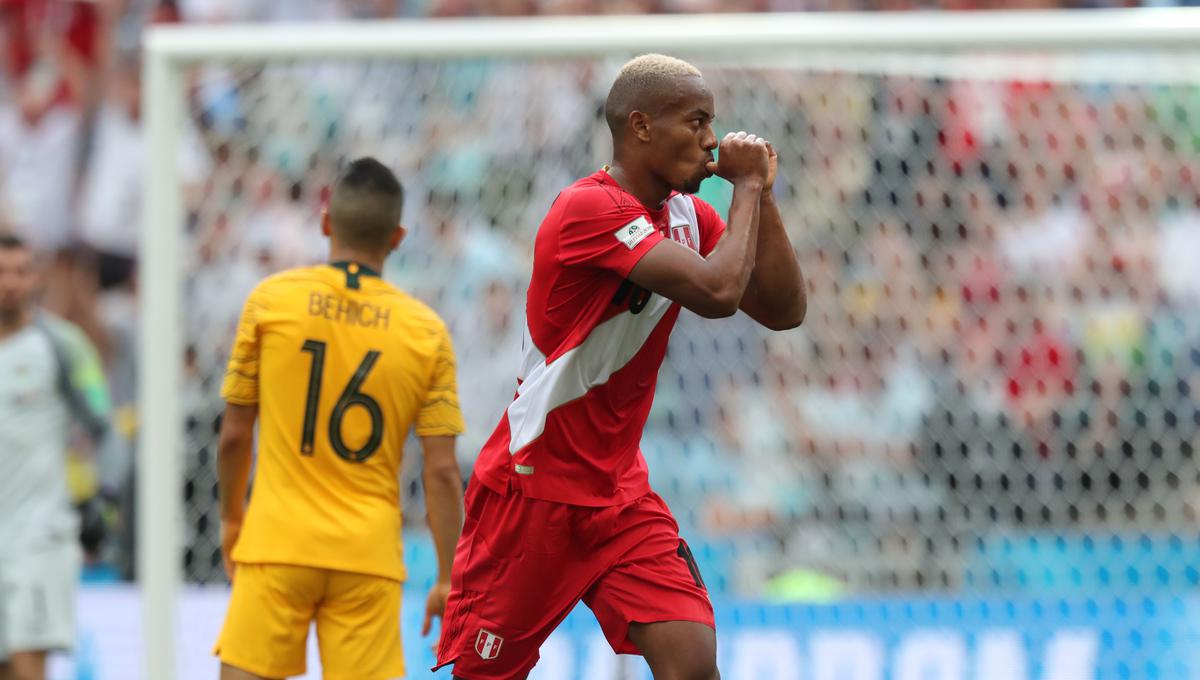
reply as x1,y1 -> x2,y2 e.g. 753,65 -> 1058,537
315,571 -> 404,680
583,493 -> 715,660
0,541 -> 79,661
435,482 -> 586,680
219,662 -> 281,680
214,563 -> 324,679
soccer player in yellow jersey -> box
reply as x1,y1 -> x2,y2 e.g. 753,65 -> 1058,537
213,157 -> 466,680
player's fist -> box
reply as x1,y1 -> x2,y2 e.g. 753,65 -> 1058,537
707,131 -> 770,186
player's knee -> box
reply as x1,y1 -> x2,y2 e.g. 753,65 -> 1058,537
682,663 -> 719,680
687,660 -> 720,680
9,667 -> 42,680
652,647 -> 715,680
219,663 -> 279,680
652,656 -> 719,680
7,656 -> 46,680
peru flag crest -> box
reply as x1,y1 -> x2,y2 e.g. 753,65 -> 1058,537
670,225 -> 697,251
476,628 -> 503,660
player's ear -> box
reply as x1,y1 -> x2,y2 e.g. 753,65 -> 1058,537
320,209 -> 332,237
389,225 -> 406,251
629,110 -> 652,143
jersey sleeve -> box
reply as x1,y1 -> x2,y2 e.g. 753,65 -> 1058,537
60,322 -> 112,424
43,317 -> 112,438
693,197 -> 728,257
415,325 -> 466,437
557,187 -> 666,278
220,284 -> 270,406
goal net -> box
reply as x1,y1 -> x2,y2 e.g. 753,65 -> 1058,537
141,11 -> 1200,678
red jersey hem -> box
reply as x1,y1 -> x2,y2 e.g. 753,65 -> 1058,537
474,467 -> 651,508
471,468 -> 511,497
514,476 -> 652,507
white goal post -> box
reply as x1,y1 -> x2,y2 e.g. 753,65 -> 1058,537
140,9 -> 1200,679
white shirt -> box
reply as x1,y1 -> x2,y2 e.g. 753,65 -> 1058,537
0,105 -> 81,252
78,105 -> 143,257
78,103 -> 211,257
0,325 -> 77,553
1159,211 -> 1200,303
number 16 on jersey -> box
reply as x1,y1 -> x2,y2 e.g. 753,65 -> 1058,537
299,339 -> 384,463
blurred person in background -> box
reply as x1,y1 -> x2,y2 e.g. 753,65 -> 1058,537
0,0 -> 107,254
77,47 -> 209,294
0,233 -> 115,680
0,70 -> 82,257
76,52 -> 143,295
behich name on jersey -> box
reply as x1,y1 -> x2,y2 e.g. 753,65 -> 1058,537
308,292 -> 391,330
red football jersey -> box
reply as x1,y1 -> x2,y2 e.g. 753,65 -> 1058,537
473,169 -> 726,506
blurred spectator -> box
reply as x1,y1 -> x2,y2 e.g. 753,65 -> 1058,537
1,0 -> 105,106
0,75 -> 82,253
77,53 -> 144,291
0,0 -> 107,252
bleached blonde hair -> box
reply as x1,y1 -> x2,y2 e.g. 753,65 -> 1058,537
605,54 -> 704,136
617,53 -> 701,82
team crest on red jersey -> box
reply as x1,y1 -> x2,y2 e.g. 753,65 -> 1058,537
476,628 -> 504,660
670,225 -> 696,251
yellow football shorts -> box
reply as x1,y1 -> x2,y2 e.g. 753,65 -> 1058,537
214,563 -> 404,680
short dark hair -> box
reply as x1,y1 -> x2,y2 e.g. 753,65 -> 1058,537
328,157 -> 404,250
0,233 -> 26,250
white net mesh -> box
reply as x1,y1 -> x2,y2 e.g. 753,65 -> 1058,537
175,52 -> 1200,607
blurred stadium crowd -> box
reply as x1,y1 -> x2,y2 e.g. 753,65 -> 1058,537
3,0 -> 1200,601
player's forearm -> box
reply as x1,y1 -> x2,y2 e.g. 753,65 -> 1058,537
419,435 -> 464,583
701,179 -> 763,313
743,191 -> 806,329
217,439 -> 252,524
216,405 -> 256,524
423,471 -> 464,584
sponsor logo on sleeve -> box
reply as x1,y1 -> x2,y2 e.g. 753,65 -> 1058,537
613,216 -> 656,250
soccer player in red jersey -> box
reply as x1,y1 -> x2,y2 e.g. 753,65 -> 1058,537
434,53 -> 806,679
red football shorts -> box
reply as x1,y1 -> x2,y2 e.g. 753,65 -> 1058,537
433,476 -> 714,679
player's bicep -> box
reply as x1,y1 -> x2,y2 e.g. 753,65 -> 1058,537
219,402 -> 258,449
627,238 -> 731,318
418,435 -> 460,480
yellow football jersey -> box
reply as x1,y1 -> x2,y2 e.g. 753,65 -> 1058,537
221,262 -> 464,581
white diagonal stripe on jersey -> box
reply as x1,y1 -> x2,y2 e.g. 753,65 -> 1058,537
507,293 -> 673,454
516,320 -> 546,383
